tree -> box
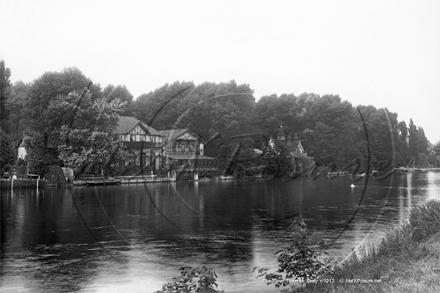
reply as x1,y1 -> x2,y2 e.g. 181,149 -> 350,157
0,60 -> 12,133
24,132 -> 60,175
54,91 -> 125,176
23,67 -> 102,136
408,119 -> 429,166
19,68 -> 106,174
5,81 -> 31,148
260,139 -> 293,177
103,84 -> 133,103
255,218 -> 333,290
433,141 -> 440,167
103,84 -> 133,115
133,81 -> 194,129
0,129 -> 15,174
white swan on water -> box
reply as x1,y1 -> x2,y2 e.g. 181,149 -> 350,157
350,183 -> 355,188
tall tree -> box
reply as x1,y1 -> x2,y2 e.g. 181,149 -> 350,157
6,81 -> 31,148
133,81 -> 194,129
0,60 -> 12,133
408,119 -> 429,165
0,128 -> 15,174
55,90 -> 125,176
103,84 -> 133,103
23,67 -> 102,136
103,84 -> 133,115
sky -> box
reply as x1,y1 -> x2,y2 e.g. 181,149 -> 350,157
2,0 -> 440,143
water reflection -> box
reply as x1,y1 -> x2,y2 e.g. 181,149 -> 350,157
426,171 -> 440,201
1,172 -> 440,292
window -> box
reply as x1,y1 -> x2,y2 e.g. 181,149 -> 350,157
189,144 -> 194,152
181,144 -> 186,152
135,152 -> 140,165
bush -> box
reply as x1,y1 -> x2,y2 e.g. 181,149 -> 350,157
154,266 -> 224,293
409,200 -> 440,242
255,218 -> 334,291
44,165 -> 67,186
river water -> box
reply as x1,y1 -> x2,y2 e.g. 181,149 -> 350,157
1,171 -> 440,293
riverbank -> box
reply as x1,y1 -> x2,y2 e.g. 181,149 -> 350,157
297,200 -> 440,293
0,178 -> 46,189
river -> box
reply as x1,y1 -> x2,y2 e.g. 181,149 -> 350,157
1,171 -> 440,293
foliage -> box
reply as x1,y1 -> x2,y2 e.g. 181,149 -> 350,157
34,86 -> 123,176
215,135 -> 263,176
261,139 -> 293,177
255,218 -> 334,291
23,132 -> 60,175
294,200 -> 440,293
103,84 -> 133,115
133,81 -> 195,129
44,165 -> 67,186
408,119 -> 430,165
0,60 -> 12,132
409,200 -> 440,242
1,61 -> 435,177
23,67 -> 102,134
432,141 -> 440,167
54,92 -> 125,176
0,128 -> 15,173
57,127 -> 113,175
6,81 -> 31,146
133,80 -> 254,140
154,266 -> 224,293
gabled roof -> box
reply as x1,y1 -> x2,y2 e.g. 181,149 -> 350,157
277,126 -> 286,138
159,129 -> 203,143
114,116 -> 161,136
290,139 -> 306,157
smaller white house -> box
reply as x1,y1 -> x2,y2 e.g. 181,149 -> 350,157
17,138 -> 27,160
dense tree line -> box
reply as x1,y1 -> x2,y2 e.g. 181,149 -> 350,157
128,81 -> 438,173
1,61 -> 439,178
0,62 -> 129,176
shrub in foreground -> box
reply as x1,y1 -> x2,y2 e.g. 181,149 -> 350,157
154,266 -> 224,293
409,200 -> 440,241
255,218 -> 334,291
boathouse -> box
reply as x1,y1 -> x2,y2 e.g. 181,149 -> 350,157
159,129 -> 216,179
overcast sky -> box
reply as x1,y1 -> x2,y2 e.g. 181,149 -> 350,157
2,0 -> 440,143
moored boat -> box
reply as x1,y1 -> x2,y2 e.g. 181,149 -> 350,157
85,179 -> 121,186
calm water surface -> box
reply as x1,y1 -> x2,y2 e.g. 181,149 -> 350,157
2,171 -> 440,292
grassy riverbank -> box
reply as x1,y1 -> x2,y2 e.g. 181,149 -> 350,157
298,200 -> 440,293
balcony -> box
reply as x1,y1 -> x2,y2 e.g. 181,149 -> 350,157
121,141 -> 163,148
167,151 -> 199,156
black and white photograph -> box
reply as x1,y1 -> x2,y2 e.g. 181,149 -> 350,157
1,1 -> 440,292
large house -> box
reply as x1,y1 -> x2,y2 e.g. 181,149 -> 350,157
113,116 -> 164,169
114,116 -> 215,177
